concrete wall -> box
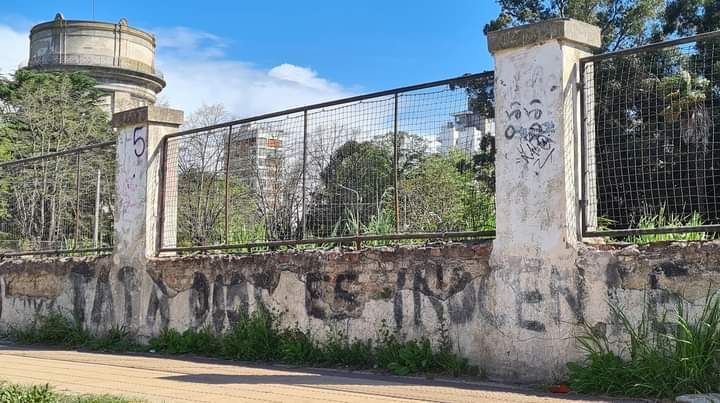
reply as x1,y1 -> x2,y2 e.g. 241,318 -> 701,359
2,240 -> 719,382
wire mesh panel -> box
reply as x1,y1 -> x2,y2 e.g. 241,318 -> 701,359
304,97 -> 395,240
164,127 -> 228,248
160,73 -> 496,251
582,31 -> 720,236
398,76 -> 496,234
0,142 -> 116,254
228,114 -> 304,244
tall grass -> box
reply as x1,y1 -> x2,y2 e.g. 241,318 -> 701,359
568,295 -> 720,398
628,209 -> 706,243
597,208 -> 708,243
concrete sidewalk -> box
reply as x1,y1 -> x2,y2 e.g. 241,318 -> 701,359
0,345 -> 622,402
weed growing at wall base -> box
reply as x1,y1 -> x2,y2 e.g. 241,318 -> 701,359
147,307 -> 480,377
567,295 -> 720,398
6,312 -> 140,353
4,308 -> 480,379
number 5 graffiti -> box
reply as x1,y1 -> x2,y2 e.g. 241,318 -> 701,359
133,127 -> 146,158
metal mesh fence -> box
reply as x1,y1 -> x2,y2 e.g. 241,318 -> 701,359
581,31 -> 720,237
0,142 -> 116,254
160,73 -> 496,251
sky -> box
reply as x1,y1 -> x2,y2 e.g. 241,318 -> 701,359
0,0 -> 500,118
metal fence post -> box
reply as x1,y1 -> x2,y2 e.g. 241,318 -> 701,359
224,125 -> 232,245
74,151 -> 82,249
301,110 -> 308,240
156,137 -> 168,255
578,60 -> 588,238
393,92 -> 400,233
93,168 -> 101,249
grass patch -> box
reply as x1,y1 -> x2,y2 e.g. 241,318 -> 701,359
597,207 -> 708,244
627,210 -> 706,243
7,312 -> 143,353
147,307 -> 479,377
0,381 -> 139,402
6,307 -> 479,379
568,294 -> 720,398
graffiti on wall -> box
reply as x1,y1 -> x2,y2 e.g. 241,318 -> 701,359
499,66 -> 559,175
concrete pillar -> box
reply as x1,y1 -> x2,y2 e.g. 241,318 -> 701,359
489,18 -> 600,252
484,19 -> 601,380
111,106 -> 183,269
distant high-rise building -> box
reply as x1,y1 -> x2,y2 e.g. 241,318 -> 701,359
228,123 -> 286,192
438,111 -> 494,155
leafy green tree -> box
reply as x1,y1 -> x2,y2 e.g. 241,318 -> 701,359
0,70 -> 112,157
0,70 -> 113,249
373,131 -> 427,175
664,0 -> 720,35
306,140 -> 393,238
487,1 -> 720,229
485,0 -> 665,51
397,151 -> 494,232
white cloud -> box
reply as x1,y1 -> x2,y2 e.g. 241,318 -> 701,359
152,27 -> 227,59
0,23 -> 29,76
155,27 -> 353,118
0,22 -> 353,119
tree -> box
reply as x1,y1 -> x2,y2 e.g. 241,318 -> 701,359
175,104 -> 246,246
397,151 -> 495,232
487,1 -> 720,229
306,140 -> 393,238
0,70 -> 113,249
664,0 -> 720,36
0,70 -> 112,157
485,0 -> 665,51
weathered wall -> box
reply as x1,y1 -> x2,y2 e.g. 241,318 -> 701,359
2,240 -> 720,382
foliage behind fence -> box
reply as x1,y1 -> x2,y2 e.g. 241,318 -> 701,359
160,73 -> 496,251
0,142 -> 116,254
581,31 -> 720,237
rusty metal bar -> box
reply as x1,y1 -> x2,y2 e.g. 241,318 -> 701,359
224,125 -> 232,244
580,29 -> 720,63
0,140 -> 116,169
1,247 -> 114,258
162,72 -> 494,141
156,137 -> 169,255
393,92 -> 400,233
158,230 -> 496,253
584,225 -> 720,238
301,110 -> 308,240
74,151 -> 82,249
578,60 -> 588,238
93,168 -> 101,249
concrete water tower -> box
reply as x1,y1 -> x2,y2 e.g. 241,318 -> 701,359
27,13 -> 166,113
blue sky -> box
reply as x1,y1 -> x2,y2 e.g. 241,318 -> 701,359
0,0 -> 500,117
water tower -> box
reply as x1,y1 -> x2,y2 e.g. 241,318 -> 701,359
27,13 -> 166,113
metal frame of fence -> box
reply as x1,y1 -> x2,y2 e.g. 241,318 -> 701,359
157,72 -> 496,253
579,30 -> 720,238
0,141 -> 117,258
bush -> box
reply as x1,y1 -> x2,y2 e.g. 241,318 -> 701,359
568,295 -> 720,398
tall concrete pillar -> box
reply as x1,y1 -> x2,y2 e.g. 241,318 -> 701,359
111,106 -> 183,269
484,19 -> 601,380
